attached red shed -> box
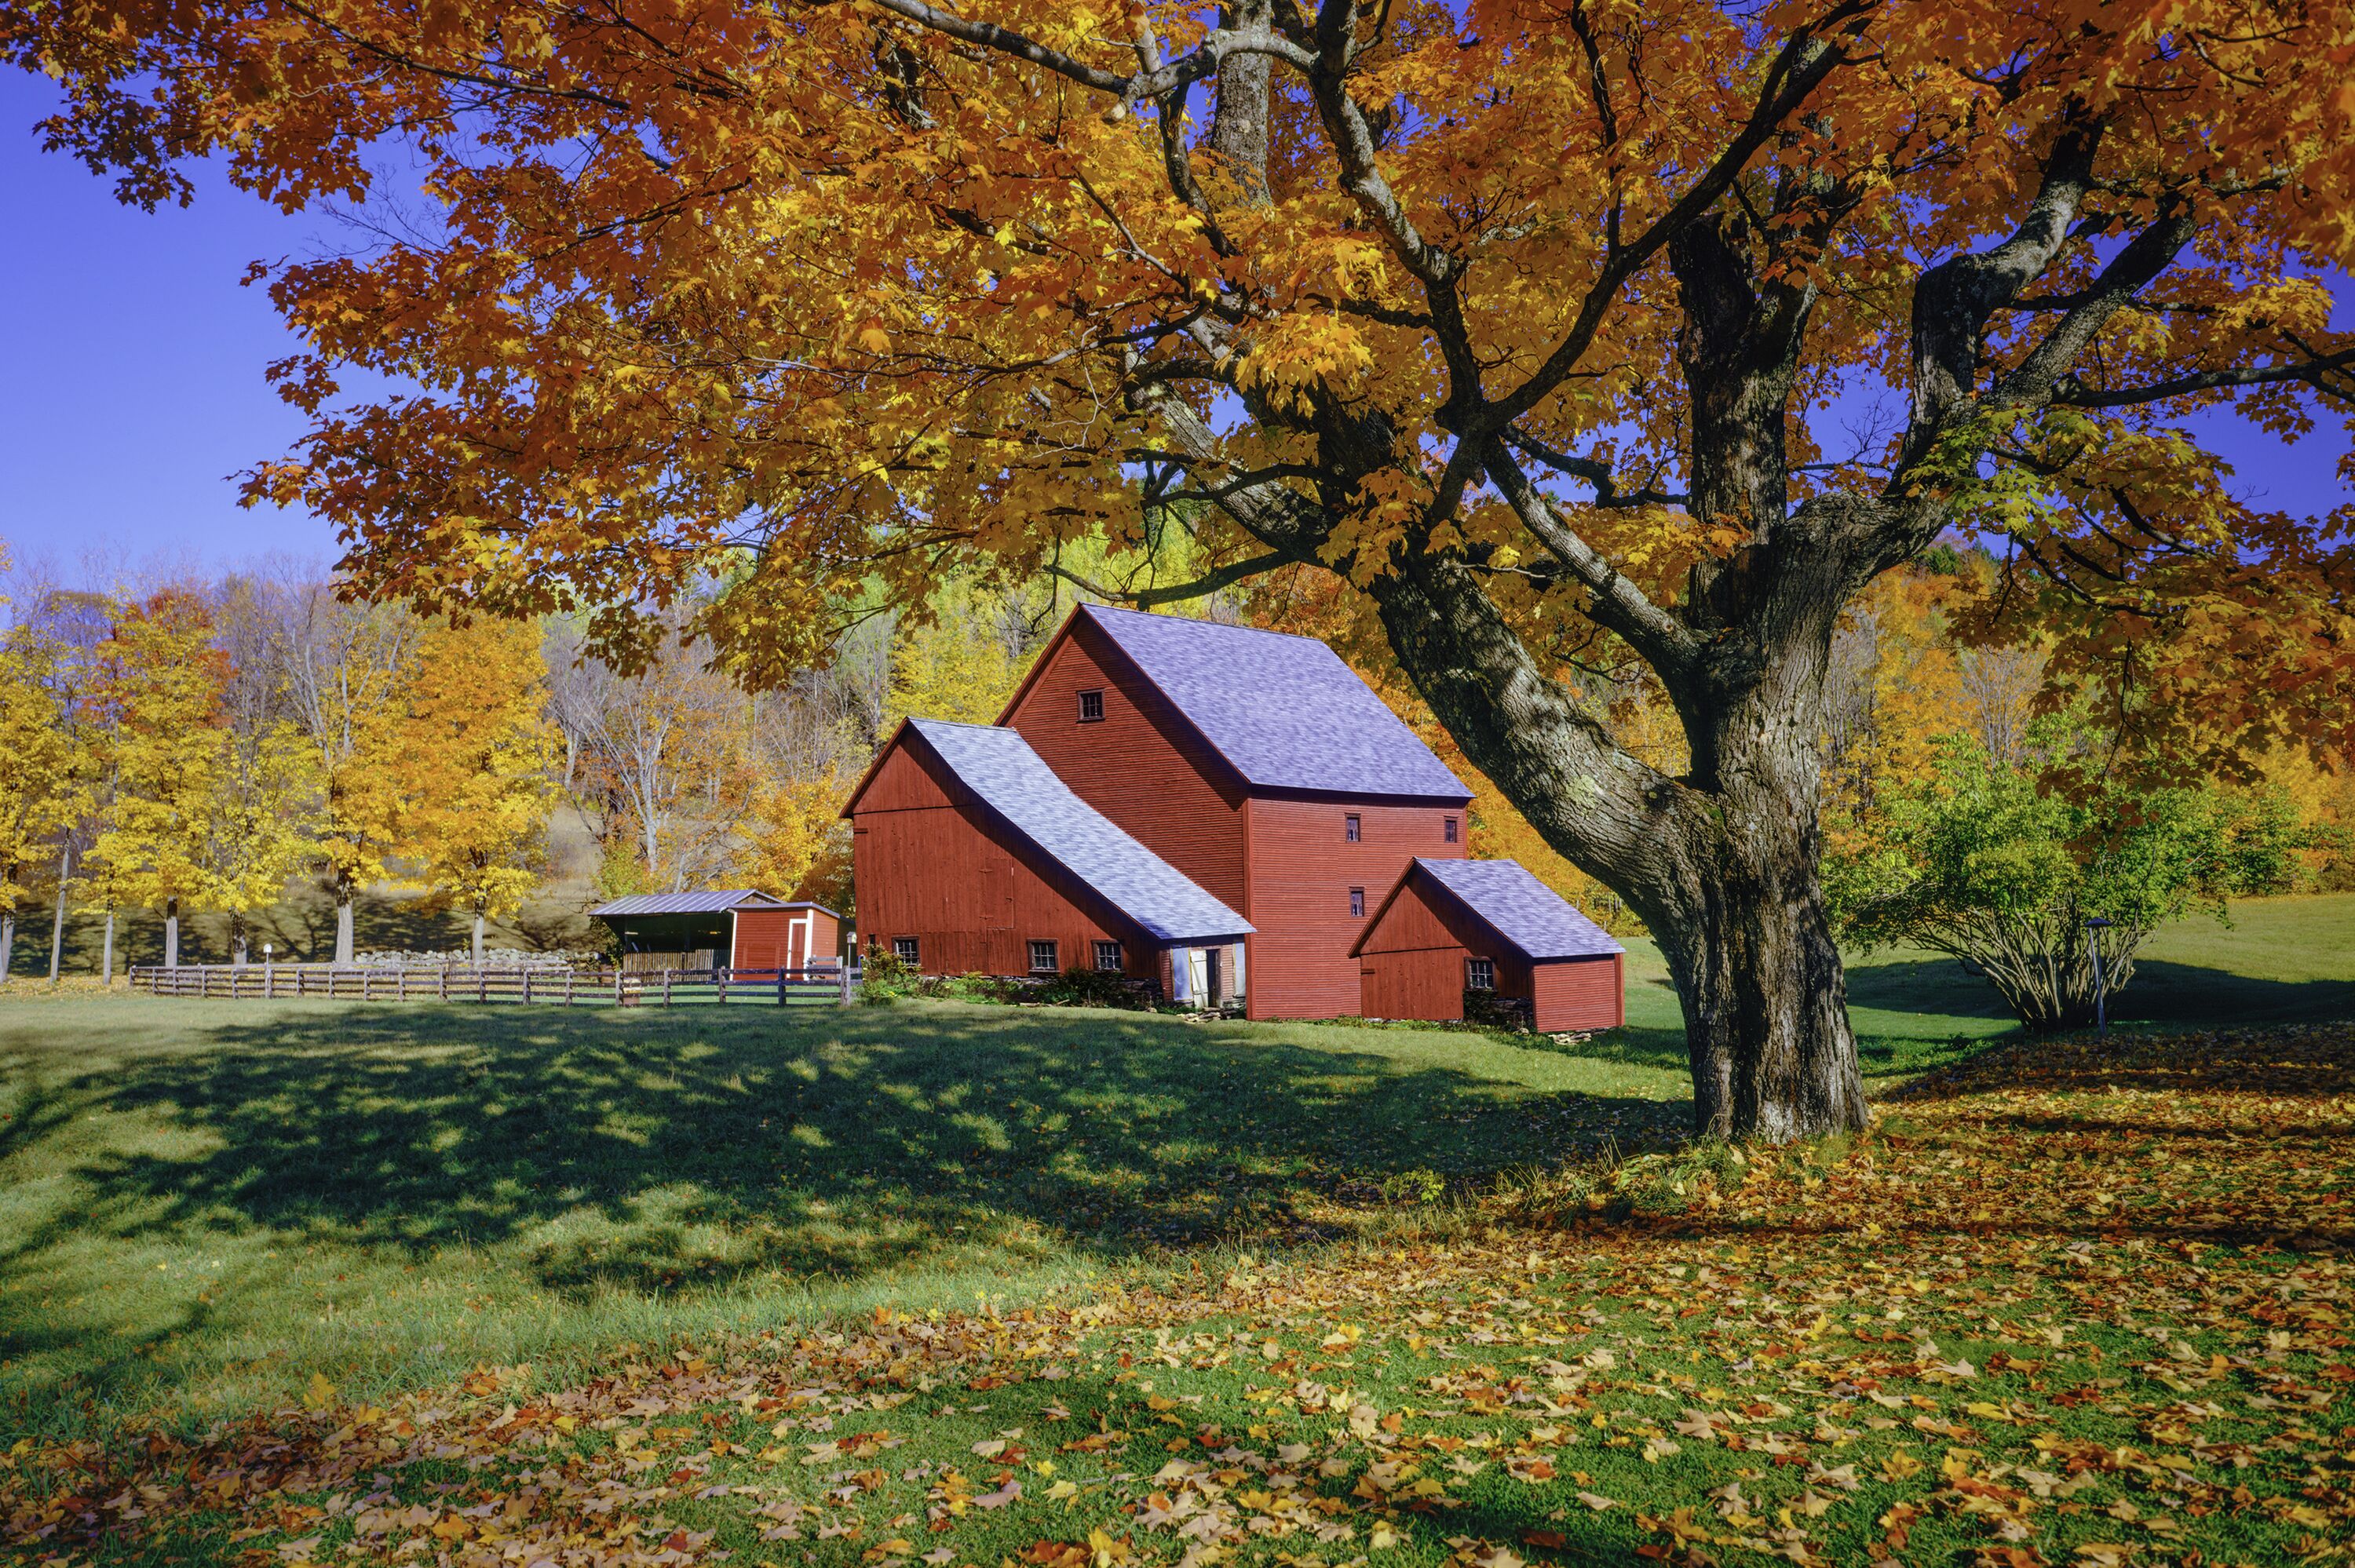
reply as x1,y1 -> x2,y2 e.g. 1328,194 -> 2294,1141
842,716 -> 1254,994
999,603 -> 1473,1020
1351,859 -> 1625,1033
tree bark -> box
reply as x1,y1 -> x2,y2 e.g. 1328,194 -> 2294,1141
1207,1 -> 1273,206
334,873 -> 357,965
472,910 -> 486,963
102,908 -> 115,986
165,896 -> 181,968
1,910 -> 14,984
47,846 -> 69,984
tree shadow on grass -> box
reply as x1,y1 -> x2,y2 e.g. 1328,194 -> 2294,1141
1842,956 -> 2355,1033
0,1001 -> 1685,1310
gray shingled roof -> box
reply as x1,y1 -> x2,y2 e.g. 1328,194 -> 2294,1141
590,890 -> 787,917
911,717 -> 1254,946
1414,858 -> 1624,960
1080,604 -> 1471,801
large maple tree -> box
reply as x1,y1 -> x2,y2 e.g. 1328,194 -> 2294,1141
13,0 -> 2355,1137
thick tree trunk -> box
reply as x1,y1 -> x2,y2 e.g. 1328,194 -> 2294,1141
1652,824 -> 1866,1140
47,846 -> 69,984
1,910 -> 14,983
472,910 -> 486,963
165,897 -> 181,968
102,909 -> 115,986
1371,545 -> 1871,1143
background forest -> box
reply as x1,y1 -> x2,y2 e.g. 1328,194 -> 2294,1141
4,532 -> 2351,1008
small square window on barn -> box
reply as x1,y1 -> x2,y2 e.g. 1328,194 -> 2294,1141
1444,815 -> 1459,844
1077,689 -> 1105,723
893,937 -> 919,965
1466,957 -> 1495,990
1344,813 -> 1361,842
1028,939 -> 1060,974
1094,939 -> 1123,972
1349,887 -> 1365,918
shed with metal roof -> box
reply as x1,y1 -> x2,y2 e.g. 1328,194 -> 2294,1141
842,717 -> 1254,1001
588,890 -> 845,974
1349,858 -> 1624,1032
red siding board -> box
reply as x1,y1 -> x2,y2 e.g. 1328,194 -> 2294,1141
732,908 -> 842,971
1246,797 -> 1466,1020
1530,952 -> 1624,1032
849,738 -> 1155,979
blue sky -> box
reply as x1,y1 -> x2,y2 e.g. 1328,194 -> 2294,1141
0,75 -> 345,584
2,71 -> 2348,593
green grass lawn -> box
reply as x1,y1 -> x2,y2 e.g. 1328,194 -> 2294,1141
2,892 -> 2348,1449
0,995 -> 1691,1435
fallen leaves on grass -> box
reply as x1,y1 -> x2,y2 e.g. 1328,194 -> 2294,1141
5,1025 -> 2353,1567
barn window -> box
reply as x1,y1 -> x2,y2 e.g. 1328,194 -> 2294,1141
893,937 -> 919,965
1466,957 -> 1495,990
1349,887 -> 1365,918
1344,813 -> 1360,842
1077,689 -> 1105,723
1028,939 -> 1060,974
1094,939 -> 1123,972
1444,815 -> 1459,844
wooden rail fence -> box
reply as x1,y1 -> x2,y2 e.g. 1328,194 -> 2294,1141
126,963 -> 859,1008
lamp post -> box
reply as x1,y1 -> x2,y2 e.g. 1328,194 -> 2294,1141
2083,916 -> 2112,1037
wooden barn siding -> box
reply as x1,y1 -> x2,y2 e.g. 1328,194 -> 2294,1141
1245,799 -> 1467,1020
733,909 -> 793,969
1355,871 -> 1532,1023
849,742 -> 1152,978
1531,953 -> 1624,1031
1002,617 -> 1250,911
732,909 -> 842,970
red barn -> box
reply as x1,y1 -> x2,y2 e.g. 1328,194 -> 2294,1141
1352,859 -> 1625,1032
998,604 -> 1473,1019
843,716 -> 1254,998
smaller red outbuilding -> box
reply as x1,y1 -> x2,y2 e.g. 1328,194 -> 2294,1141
588,891 -> 845,973
1351,858 -> 1625,1033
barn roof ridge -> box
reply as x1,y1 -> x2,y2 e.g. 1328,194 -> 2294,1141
1000,603 -> 1473,803
1352,857 -> 1623,961
905,717 -> 1254,947
589,889 -> 796,917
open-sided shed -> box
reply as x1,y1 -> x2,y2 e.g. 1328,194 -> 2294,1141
589,891 -> 844,973
1350,859 -> 1624,1032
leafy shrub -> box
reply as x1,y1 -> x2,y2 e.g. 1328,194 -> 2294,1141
1035,965 -> 1156,1009
857,944 -> 917,1004
1826,723 -> 2309,1030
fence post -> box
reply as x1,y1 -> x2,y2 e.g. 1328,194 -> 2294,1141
397,969 -> 407,1002
717,966 -> 728,1007
564,969 -> 575,1007
662,969 -> 672,1008
521,968 -> 531,1006
478,968 -> 487,1005
776,967 -> 787,1006
613,967 -> 624,1008
439,966 -> 449,1001
840,961 -> 853,1005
